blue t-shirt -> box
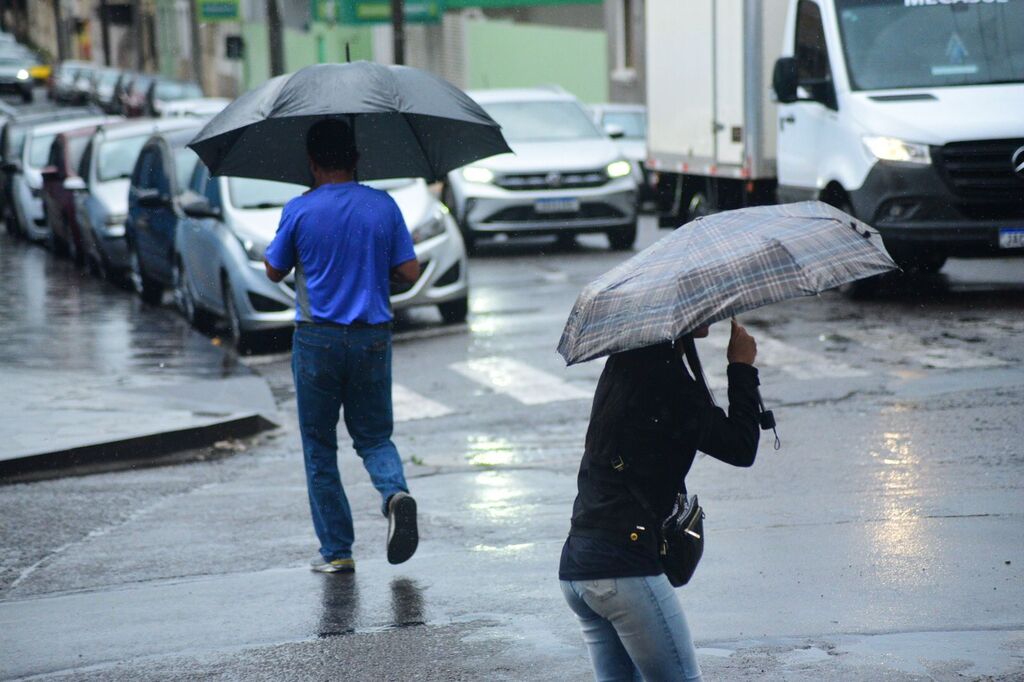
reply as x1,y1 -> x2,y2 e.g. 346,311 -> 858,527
265,182 -> 416,325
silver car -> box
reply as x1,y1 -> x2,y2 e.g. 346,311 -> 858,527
444,88 -> 638,251
173,171 -> 470,347
74,118 -> 203,280
13,115 -> 116,242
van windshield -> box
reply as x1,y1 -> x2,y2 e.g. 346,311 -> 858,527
836,0 -> 1024,90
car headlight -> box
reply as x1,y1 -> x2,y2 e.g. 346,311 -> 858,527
412,208 -> 447,244
237,233 -> 268,261
606,160 -> 632,179
862,136 -> 931,165
461,166 -> 494,184
16,69 -> 29,81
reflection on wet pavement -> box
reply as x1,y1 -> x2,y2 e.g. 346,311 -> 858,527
0,235 -> 243,379
317,574 -> 359,638
389,578 -> 426,627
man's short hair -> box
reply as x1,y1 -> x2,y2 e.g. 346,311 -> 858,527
307,119 -> 359,171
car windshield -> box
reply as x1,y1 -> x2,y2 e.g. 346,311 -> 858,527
0,57 -> 25,66
600,111 -> 646,139
28,133 -> 56,168
228,177 -> 304,209
97,71 -> 120,86
68,136 -> 89,171
175,148 -> 199,192
97,136 -> 149,182
155,81 -> 202,100
836,0 -> 1024,90
481,100 -> 603,142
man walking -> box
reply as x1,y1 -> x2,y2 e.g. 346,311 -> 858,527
264,119 -> 420,573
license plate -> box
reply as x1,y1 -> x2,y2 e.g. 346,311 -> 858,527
998,228 -> 1024,249
535,198 -> 580,214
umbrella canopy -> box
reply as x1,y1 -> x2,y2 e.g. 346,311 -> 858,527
188,61 -> 511,186
558,201 -> 897,365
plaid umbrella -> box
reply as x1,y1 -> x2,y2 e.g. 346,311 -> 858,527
557,201 -> 897,365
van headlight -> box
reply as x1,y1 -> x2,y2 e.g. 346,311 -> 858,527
461,166 -> 494,184
412,208 -> 446,244
863,137 -> 931,165
16,69 -> 29,81
606,160 -> 632,178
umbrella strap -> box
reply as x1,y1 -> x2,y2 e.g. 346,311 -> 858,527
756,389 -> 781,451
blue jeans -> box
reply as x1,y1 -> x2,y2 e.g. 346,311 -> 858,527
292,324 -> 409,561
561,575 -> 703,682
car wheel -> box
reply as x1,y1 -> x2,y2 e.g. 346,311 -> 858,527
832,198 -> 885,299
607,223 -> 637,251
438,297 -> 469,324
66,229 -> 82,265
687,191 -> 713,221
129,245 -> 164,305
173,256 -> 216,331
221,277 -> 250,350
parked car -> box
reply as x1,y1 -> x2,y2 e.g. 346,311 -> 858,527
1,108 -> 96,234
41,123 -> 104,261
125,126 -> 203,303
0,55 -> 34,102
444,88 -> 638,252
589,103 -> 655,208
10,115 -> 114,241
173,171 -> 470,346
75,117 -> 202,281
145,77 -> 204,117
90,67 -> 124,113
120,73 -> 154,117
49,61 -> 92,102
69,66 -> 98,105
158,97 -> 230,119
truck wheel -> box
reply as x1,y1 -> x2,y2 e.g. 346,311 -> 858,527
607,223 -> 637,251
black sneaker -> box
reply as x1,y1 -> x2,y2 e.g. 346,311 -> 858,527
387,492 -> 418,565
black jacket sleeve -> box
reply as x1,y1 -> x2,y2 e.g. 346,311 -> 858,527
692,363 -> 761,467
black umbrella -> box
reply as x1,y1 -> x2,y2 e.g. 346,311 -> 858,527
187,61 -> 511,186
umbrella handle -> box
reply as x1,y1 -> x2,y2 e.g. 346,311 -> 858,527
756,388 -> 781,451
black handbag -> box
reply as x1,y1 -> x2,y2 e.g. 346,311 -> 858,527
619,467 -> 706,587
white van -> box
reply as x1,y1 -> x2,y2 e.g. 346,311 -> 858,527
646,0 -> 1024,273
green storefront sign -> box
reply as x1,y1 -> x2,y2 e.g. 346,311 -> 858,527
196,0 -> 240,21
314,1 -> 444,25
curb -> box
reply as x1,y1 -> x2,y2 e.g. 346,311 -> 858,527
0,414 -> 277,484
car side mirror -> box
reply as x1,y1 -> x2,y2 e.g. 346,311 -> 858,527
604,124 -> 625,139
136,188 -> 171,208
772,57 -> 799,103
63,176 -> 87,192
182,195 -> 221,220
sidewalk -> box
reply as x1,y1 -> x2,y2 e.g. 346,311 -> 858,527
0,366 -> 277,479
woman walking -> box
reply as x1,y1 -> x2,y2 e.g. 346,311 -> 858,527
559,319 -> 762,682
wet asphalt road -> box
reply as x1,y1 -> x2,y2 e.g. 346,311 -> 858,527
1,217 -> 1023,680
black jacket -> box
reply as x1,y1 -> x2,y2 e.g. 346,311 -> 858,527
568,342 -> 761,555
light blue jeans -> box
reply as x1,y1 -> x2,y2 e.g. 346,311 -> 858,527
561,575 -> 703,682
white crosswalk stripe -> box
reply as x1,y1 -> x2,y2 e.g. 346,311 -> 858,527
450,356 -> 593,405
703,331 -> 869,380
392,384 -> 454,423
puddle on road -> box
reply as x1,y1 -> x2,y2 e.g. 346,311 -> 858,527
0,235 -> 246,380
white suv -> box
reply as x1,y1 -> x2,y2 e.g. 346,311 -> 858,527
443,88 -> 638,252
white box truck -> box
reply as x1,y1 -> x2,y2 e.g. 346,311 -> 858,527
646,0 -> 1024,273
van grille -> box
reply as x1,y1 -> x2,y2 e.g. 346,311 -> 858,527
933,138 -> 1024,202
